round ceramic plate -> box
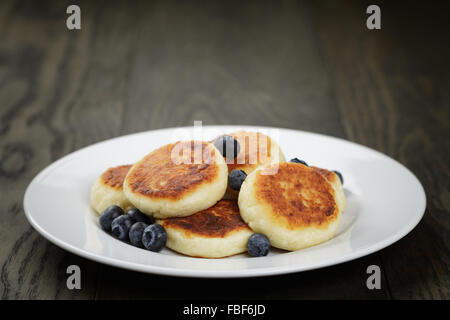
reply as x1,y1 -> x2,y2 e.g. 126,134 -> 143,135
24,126 -> 426,278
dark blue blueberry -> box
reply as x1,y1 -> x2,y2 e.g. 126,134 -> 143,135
129,222 -> 149,248
111,215 -> 134,241
247,233 -> 271,257
214,135 -> 240,160
333,170 -> 344,185
99,205 -> 124,232
290,158 -> 308,166
228,169 -> 247,191
142,224 -> 167,252
126,208 -> 154,224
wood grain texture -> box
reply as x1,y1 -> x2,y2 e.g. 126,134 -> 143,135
311,0 -> 449,299
0,0 -> 447,299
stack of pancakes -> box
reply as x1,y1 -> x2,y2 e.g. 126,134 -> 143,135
90,131 -> 346,258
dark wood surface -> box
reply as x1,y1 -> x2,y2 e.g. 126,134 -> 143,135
0,0 -> 448,299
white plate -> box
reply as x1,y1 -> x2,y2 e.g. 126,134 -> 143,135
24,126 -> 426,278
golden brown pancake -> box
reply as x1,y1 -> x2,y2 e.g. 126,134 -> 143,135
123,141 -> 228,218
161,200 -> 249,238
158,200 -> 253,258
126,142 -> 219,200
255,164 -> 339,228
211,131 -> 285,199
238,162 -> 346,251
90,164 -> 133,214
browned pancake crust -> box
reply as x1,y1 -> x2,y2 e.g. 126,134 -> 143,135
126,141 -> 219,200
161,200 -> 249,238
310,166 -> 337,183
255,163 -> 338,229
212,131 -> 273,173
101,165 -> 132,189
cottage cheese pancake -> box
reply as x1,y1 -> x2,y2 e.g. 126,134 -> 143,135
212,131 -> 285,199
238,162 -> 346,251
158,200 -> 253,258
90,164 -> 133,214
123,141 -> 228,218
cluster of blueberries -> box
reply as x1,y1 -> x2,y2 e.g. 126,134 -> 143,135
99,206 -> 167,252
99,204 -> 271,257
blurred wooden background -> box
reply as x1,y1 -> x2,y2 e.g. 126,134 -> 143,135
0,0 -> 448,299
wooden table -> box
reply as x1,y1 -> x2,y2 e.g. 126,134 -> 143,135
0,0 -> 448,300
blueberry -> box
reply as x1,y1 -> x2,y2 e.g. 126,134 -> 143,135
247,233 -> 270,257
333,170 -> 344,185
214,135 -> 240,160
228,169 -> 247,191
128,222 -> 149,248
111,215 -> 134,241
126,208 -> 154,224
99,205 -> 124,232
290,158 -> 308,166
142,224 -> 167,252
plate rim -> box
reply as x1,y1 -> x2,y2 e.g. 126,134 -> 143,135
23,125 -> 427,278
